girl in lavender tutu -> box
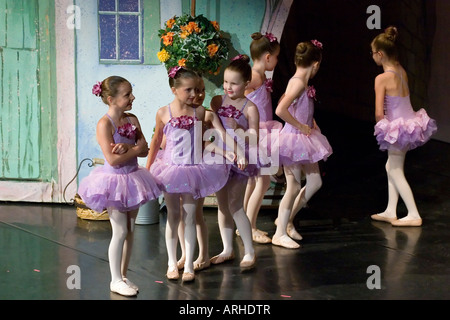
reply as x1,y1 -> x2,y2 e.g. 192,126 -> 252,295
273,40 -> 333,249
210,54 -> 258,268
78,76 -> 162,296
147,67 -> 231,282
370,26 -> 437,227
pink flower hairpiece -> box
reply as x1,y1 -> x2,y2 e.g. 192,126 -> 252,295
232,54 -> 244,61
311,40 -> 323,49
264,33 -> 277,43
92,81 -> 102,97
168,66 -> 182,78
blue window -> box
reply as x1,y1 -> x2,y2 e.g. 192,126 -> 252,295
98,0 -> 143,63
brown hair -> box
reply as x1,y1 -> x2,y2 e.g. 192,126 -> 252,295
295,41 -> 323,68
168,68 -> 200,88
100,76 -> 130,105
371,26 -> 399,61
250,32 -> 280,60
226,54 -> 252,82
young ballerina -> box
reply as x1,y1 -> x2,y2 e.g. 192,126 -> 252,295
370,26 -> 437,227
147,67 -> 231,282
210,54 -> 258,268
78,76 -> 162,296
176,76 -> 237,272
243,32 -> 282,244
273,40 -> 333,249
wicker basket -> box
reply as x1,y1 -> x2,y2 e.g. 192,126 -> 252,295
74,194 -> 109,221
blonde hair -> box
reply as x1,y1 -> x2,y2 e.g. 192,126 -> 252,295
99,76 -> 130,105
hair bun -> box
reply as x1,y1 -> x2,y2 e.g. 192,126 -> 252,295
296,42 -> 308,55
384,26 -> 398,42
251,32 -> 263,41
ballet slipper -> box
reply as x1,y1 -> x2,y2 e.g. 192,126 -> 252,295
272,235 -> 300,249
240,255 -> 256,269
252,229 -> 272,244
287,223 -> 303,241
166,265 -> 180,280
182,272 -> 195,282
110,280 -> 137,297
194,259 -> 211,271
123,278 -> 139,292
210,252 -> 235,265
371,213 -> 397,223
177,257 -> 185,270
391,218 -> 422,227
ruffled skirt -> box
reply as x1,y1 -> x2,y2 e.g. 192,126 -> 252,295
374,108 -> 437,152
78,165 -> 162,213
150,151 -> 231,199
279,126 -> 333,166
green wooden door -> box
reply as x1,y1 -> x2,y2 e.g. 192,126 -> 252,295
0,0 -> 56,182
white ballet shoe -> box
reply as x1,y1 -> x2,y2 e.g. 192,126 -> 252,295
110,280 -> 137,297
123,278 -> 139,292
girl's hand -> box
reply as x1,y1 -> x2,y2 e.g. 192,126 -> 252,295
236,152 -> 248,171
111,143 -> 130,155
135,138 -> 149,154
300,124 -> 312,136
224,151 -> 236,163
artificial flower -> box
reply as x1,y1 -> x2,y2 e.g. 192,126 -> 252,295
218,105 -> 243,119
168,66 -> 182,78
311,40 -> 323,49
264,33 -> 277,43
307,86 -> 317,101
117,123 -> 137,140
158,14 -> 229,74
265,79 -> 273,92
92,81 -> 102,97
169,115 -> 197,130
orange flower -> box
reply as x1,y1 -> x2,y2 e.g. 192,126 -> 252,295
180,30 -> 190,39
207,44 -> 219,57
211,21 -> 220,31
178,58 -> 187,67
166,18 -> 176,29
162,32 -> 174,46
181,22 -> 201,35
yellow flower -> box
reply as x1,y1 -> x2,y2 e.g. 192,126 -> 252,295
157,49 -> 170,62
178,58 -> 187,67
207,44 -> 219,57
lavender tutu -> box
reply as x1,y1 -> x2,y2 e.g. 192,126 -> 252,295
247,79 -> 283,167
374,96 -> 437,152
217,96 -> 259,179
279,87 -> 332,166
150,106 -> 231,199
78,115 -> 162,213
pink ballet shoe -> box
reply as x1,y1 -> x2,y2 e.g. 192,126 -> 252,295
252,229 -> 272,244
391,218 -> 422,227
240,255 -> 256,269
182,272 -> 195,282
177,257 -> 185,270
166,266 -> 180,280
272,235 -> 300,249
371,213 -> 397,223
194,259 -> 211,271
210,252 -> 235,265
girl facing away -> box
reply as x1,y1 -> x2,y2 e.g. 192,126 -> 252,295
78,76 -> 162,296
273,40 -> 333,249
243,32 -> 283,244
370,26 -> 437,227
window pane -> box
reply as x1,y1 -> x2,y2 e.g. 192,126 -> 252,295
119,0 -> 139,12
119,15 -> 139,60
98,0 -> 116,12
99,14 -> 117,60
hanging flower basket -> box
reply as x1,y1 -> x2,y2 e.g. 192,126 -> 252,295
157,14 -> 229,75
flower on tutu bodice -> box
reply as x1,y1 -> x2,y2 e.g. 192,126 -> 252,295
117,123 -> 137,140
218,105 -> 243,119
265,79 -> 273,93
307,86 -> 317,101
169,115 -> 197,130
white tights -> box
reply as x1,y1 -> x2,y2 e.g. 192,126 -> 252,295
216,176 -> 255,262
164,193 -> 200,274
108,208 -> 138,285
380,150 -> 420,220
274,162 -> 322,239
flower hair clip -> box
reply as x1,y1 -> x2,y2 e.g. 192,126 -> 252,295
311,40 -> 323,49
264,33 -> 277,43
232,54 -> 244,61
168,66 -> 183,78
92,81 -> 102,97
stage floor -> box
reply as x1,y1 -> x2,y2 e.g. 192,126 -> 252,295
1,115 -> 449,301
